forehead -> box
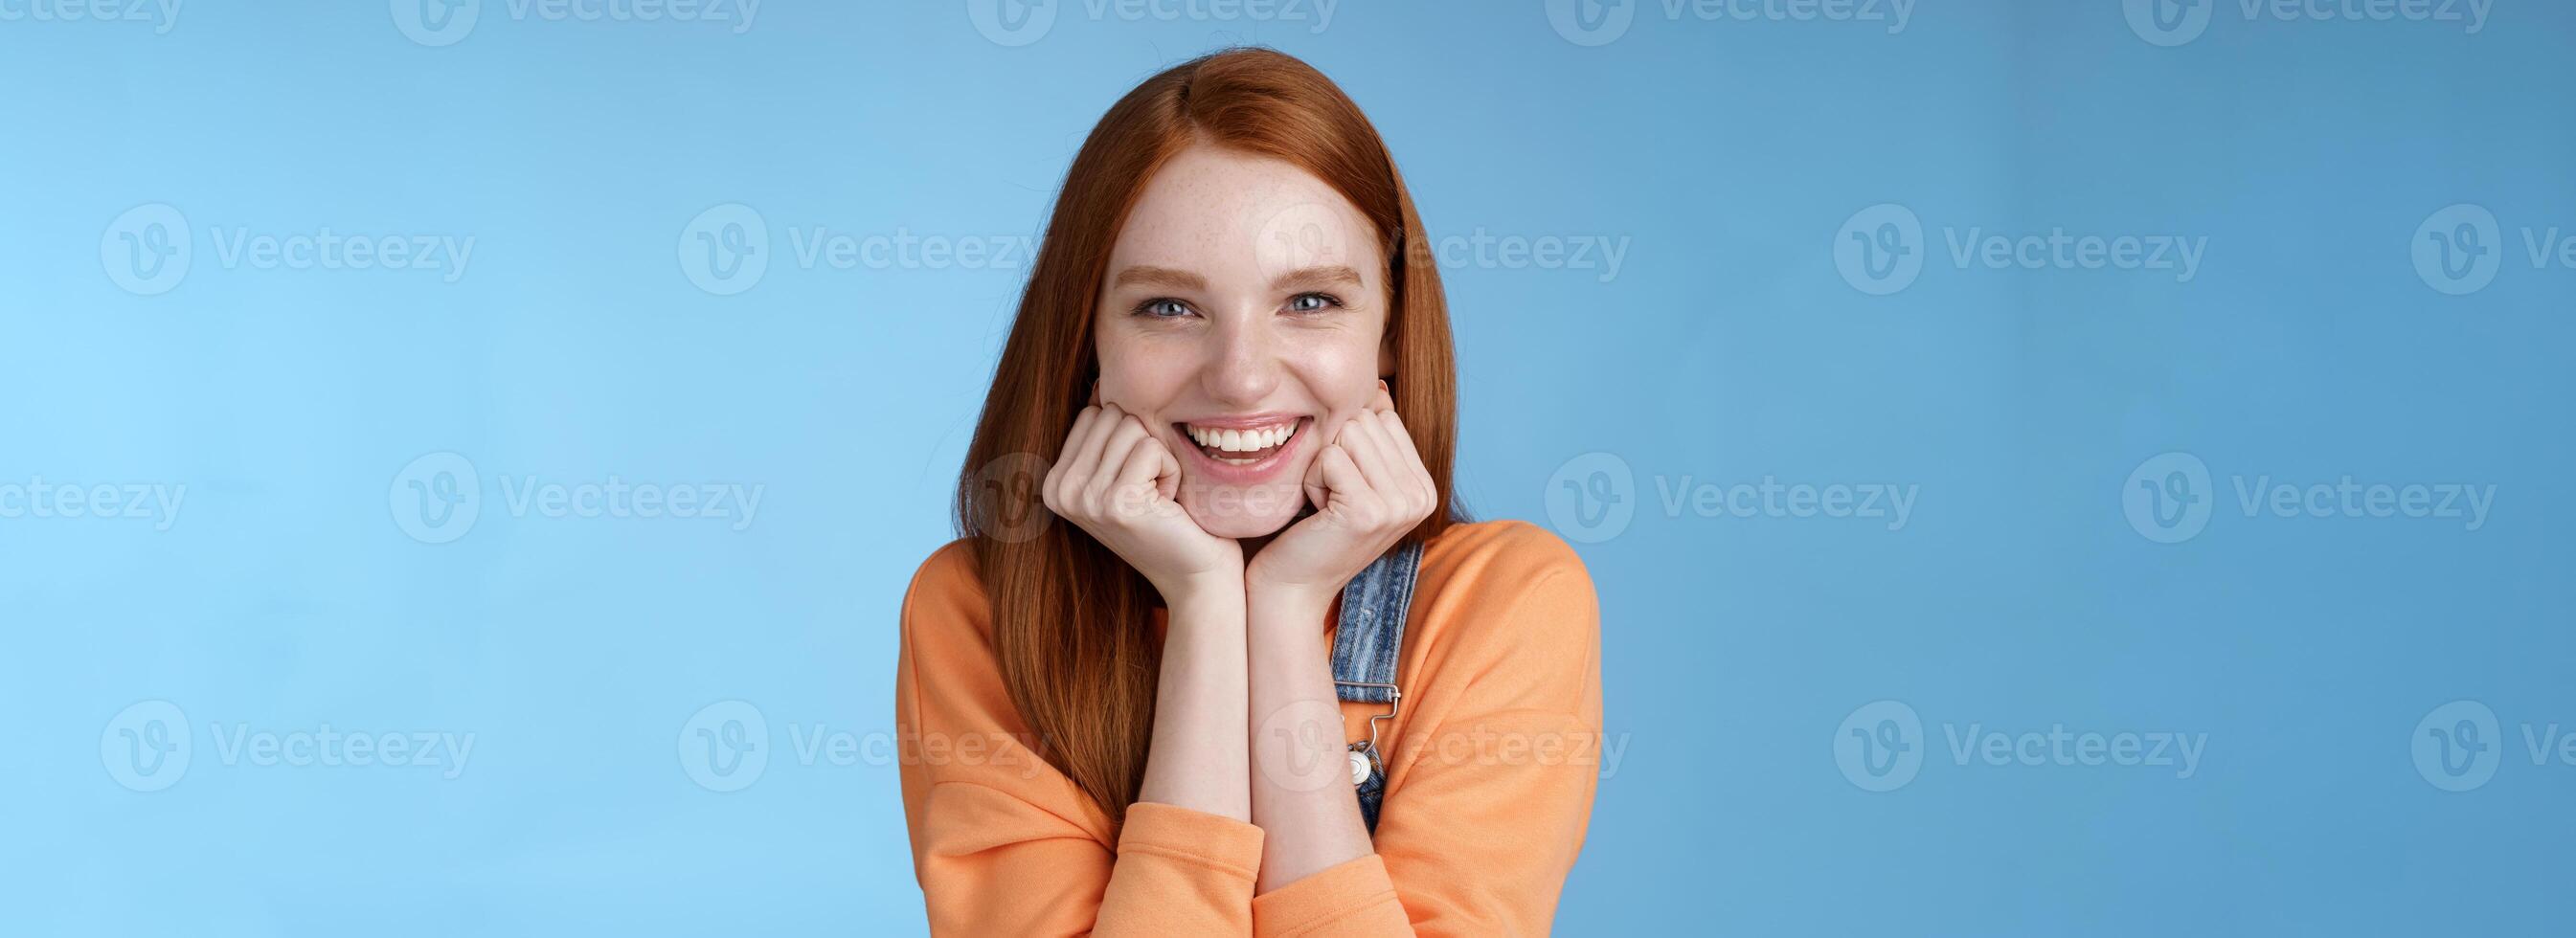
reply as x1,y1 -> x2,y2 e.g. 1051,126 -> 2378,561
1108,144 -> 1381,284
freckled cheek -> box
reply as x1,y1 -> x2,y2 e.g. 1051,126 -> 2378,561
1279,335 -> 1382,415
1092,340 -> 1192,416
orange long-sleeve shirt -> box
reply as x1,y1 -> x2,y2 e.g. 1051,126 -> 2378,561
895,519 -> 1602,936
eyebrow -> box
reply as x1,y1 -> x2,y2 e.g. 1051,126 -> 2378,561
1273,264 -> 1365,292
1110,265 -> 1207,291
1107,263 -> 1366,294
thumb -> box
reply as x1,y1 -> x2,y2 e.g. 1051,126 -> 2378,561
1303,443 -> 1331,509
1156,443 -> 1181,502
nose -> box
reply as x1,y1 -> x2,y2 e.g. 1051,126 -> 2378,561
1198,311 -> 1281,407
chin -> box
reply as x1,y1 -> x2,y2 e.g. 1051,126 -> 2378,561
1180,480 -> 1305,538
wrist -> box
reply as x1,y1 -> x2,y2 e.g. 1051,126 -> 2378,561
1245,576 -> 1338,627
1157,565 -> 1248,610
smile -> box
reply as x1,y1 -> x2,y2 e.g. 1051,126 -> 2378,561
1181,418 -> 1300,464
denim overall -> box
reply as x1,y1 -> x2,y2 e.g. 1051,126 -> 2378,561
1331,541 -> 1424,836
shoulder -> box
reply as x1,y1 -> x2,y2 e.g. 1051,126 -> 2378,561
1406,520 -> 1602,715
1413,520 -> 1599,647
900,538 -> 994,650
1420,519 -> 1594,597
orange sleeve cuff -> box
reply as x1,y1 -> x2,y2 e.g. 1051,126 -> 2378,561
1252,853 -> 1410,938
1118,802 -> 1266,882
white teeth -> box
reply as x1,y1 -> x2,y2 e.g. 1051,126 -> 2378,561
1184,422 -> 1296,454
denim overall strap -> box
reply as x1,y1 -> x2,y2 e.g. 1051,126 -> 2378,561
1331,540 -> 1424,835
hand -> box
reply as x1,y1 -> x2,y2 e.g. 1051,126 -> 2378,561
1247,382 -> 1437,605
1043,397 -> 1243,599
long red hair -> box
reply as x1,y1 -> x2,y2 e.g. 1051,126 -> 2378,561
953,48 -> 1459,827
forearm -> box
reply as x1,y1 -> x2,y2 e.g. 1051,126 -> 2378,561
1137,580 -> 1254,821
1245,584 -> 1375,894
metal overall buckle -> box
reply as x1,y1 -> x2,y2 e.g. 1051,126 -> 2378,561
1333,680 -> 1401,788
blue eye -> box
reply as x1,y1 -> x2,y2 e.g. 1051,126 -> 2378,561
1135,298 -> 1192,319
1287,292 -> 1344,313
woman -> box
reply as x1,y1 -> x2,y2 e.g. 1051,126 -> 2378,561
896,48 -> 1601,936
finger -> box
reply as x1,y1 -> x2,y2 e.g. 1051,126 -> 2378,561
1371,405 -> 1427,468
1046,405 -> 1103,506
1336,413 -> 1402,498
1370,379 -> 1394,414
1363,410 -> 1435,512
1303,442 -> 1331,509
1081,415 -> 1152,508
1315,442 -> 1367,502
1057,404 -> 1123,505
1107,428 -> 1169,519
1090,379 -> 1102,407
1314,443 -> 1379,525
1157,439 -> 1182,502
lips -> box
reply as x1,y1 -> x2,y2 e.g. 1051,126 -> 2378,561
1170,415 -> 1309,483
1182,420 -> 1299,462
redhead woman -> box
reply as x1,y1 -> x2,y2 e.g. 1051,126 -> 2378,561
895,48 -> 1602,936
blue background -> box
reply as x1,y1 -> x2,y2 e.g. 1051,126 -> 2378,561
6,1 -> 2572,934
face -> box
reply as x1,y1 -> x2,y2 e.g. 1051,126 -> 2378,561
1094,144 -> 1391,539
